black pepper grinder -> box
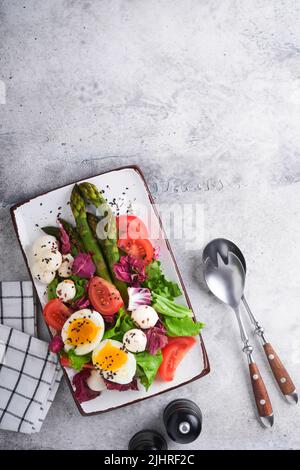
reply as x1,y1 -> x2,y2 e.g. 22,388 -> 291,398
128,429 -> 168,450
163,399 -> 202,444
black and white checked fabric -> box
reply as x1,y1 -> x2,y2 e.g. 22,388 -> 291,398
0,281 -> 62,433
0,281 -> 37,336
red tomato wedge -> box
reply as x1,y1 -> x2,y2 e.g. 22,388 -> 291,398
118,238 -> 154,265
117,215 -> 149,240
88,276 -> 124,316
60,356 -> 94,369
158,336 -> 197,382
43,298 -> 72,331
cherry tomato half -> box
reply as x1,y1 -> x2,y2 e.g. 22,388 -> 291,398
117,215 -> 149,240
88,276 -> 124,316
43,298 -> 72,331
118,237 -> 154,265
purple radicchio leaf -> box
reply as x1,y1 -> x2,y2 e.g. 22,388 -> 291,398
103,378 -> 139,391
146,321 -> 168,355
113,255 -> 146,287
128,287 -> 152,311
104,315 -> 117,327
73,296 -> 90,309
49,335 -> 64,353
72,369 -> 100,403
72,252 -> 96,278
153,245 -> 160,260
59,223 -> 71,255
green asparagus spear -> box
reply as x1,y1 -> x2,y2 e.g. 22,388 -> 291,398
70,185 -> 112,282
87,212 -> 128,304
86,212 -> 117,262
78,183 -> 109,212
78,182 -> 117,240
59,218 -> 85,256
78,182 -> 128,304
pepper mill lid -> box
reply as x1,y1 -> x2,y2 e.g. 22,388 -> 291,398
163,399 -> 202,444
128,430 -> 168,450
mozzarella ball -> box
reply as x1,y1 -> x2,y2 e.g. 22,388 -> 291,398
32,235 -> 59,257
86,370 -> 106,392
31,262 -> 56,284
131,305 -> 158,329
38,250 -> 62,271
123,329 -> 147,353
62,309 -> 104,356
56,279 -> 76,302
57,253 -> 74,278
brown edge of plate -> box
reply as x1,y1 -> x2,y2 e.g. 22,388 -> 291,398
10,164 -> 210,417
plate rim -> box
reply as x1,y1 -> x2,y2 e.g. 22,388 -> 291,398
10,164 -> 210,416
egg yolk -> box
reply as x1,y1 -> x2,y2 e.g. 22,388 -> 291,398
66,318 -> 100,346
94,342 -> 127,372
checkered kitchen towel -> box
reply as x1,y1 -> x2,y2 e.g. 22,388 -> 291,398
0,281 -> 37,336
0,281 -> 62,433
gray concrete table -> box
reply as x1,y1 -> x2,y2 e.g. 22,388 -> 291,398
1,0 -> 300,450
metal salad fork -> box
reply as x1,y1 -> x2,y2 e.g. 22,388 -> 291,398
203,249 -> 274,427
203,238 -> 298,406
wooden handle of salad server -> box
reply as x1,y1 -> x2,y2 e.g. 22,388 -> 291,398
263,343 -> 296,396
249,362 -> 273,420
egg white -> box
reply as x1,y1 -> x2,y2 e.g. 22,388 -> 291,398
92,339 -> 136,385
62,309 -> 104,356
86,369 -> 107,392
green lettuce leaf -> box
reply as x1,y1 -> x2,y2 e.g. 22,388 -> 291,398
152,293 -> 193,318
47,275 -> 88,304
135,350 -> 162,391
162,316 -> 205,337
47,277 -> 59,300
69,275 -> 88,304
143,260 -> 182,300
63,349 -> 92,371
103,308 -> 135,342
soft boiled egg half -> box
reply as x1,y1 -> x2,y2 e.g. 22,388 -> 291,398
92,339 -> 136,385
62,309 -> 104,356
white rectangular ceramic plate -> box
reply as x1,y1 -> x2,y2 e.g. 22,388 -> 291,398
11,166 -> 210,415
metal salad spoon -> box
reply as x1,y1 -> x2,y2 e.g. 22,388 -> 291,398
203,247 -> 274,427
203,238 -> 298,406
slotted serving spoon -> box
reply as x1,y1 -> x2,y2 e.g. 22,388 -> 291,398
203,238 -> 298,405
203,248 -> 274,427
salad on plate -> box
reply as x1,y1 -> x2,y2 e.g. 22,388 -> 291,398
30,182 -> 204,403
